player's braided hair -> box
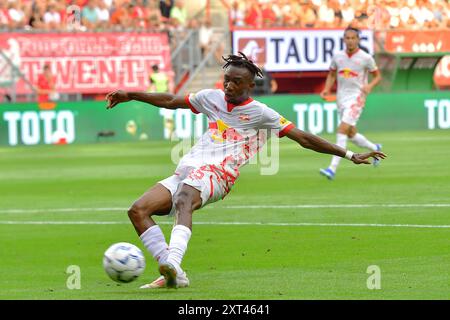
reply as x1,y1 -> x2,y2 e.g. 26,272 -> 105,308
222,52 -> 264,79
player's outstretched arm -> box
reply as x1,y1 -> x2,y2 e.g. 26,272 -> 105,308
285,127 -> 386,165
106,90 -> 189,110
320,70 -> 337,100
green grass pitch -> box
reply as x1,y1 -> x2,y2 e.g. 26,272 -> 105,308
0,130 -> 449,299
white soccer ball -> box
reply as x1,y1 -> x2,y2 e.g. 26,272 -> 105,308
103,242 -> 146,283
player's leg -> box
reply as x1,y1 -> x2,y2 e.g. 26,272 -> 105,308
348,126 -> 378,151
128,181 -> 192,289
320,121 -> 351,180
127,183 -> 173,267
329,122 -> 351,173
348,127 -> 382,166
128,183 -> 172,235
160,183 -> 202,288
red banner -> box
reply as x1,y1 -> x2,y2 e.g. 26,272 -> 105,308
381,30 -> 450,88
383,30 -> 450,53
0,32 -> 172,94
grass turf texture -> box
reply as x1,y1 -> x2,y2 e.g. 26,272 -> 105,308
0,130 -> 449,299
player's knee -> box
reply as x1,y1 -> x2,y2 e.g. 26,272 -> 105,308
127,203 -> 148,221
348,127 -> 357,138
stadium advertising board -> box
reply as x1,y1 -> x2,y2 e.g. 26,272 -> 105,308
232,29 -> 374,72
0,32 -> 172,95
381,30 -> 450,88
0,93 -> 448,146
383,30 -> 450,53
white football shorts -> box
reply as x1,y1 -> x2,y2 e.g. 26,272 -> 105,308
338,95 -> 366,126
158,164 -> 238,216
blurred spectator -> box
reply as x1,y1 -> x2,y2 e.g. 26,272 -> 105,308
160,0 -> 173,23
341,2 -> 355,27
244,0 -> 262,29
279,0 -> 295,27
146,0 -> 163,30
110,2 -> 132,30
43,1 -> 62,30
8,1 -> 26,30
198,17 -> 224,63
386,1 -> 401,28
28,1 -> 45,30
37,64 -> 57,103
300,1 -> 317,28
260,1 -> 276,27
170,0 -> 187,28
317,1 -> 335,28
398,0 -> 412,27
0,0 -> 10,29
331,0 -> 343,27
81,0 -> 98,30
229,1 -> 245,27
132,0 -> 147,29
367,0 -> 389,29
354,7 -> 369,28
199,18 -> 213,58
96,0 -> 110,30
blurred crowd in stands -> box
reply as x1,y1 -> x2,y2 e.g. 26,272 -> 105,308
228,0 -> 450,30
0,0 -> 194,32
2,0 -> 449,33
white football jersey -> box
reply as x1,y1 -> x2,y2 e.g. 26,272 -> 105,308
176,89 -> 294,177
330,49 -> 378,105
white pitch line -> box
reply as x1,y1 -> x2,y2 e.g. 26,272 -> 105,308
221,204 -> 450,209
0,220 -> 449,229
0,204 -> 450,214
0,208 -> 126,214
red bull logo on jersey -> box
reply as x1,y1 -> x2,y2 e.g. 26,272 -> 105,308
338,68 -> 359,78
209,119 -> 244,142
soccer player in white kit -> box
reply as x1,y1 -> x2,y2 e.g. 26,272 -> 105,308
320,27 -> 382,180
106,52 -> 386,289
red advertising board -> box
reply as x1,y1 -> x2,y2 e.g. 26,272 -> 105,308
382,30 -> 450,88
0,32 -> 172,94
383,30 -> 450,53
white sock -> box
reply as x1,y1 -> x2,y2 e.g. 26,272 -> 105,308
350,133 -> 377,151
166,224 -> 192,275
139,225 -> 169,264
329,133 -> 348,173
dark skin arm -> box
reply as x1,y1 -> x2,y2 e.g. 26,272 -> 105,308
106,90 -> 190,110
285,127 -> 386,164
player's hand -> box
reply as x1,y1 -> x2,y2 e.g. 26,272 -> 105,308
362,85 -> 372,95
106,90 -> 130,109
319,90 -> 330,100
351,151 -> 386,165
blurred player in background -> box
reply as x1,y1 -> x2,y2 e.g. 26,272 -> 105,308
148,64 -> 175,140
148,64 -> 169,93
106,52 -> 385,289
36,64 -> 57,103
320,27 -> 382,180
